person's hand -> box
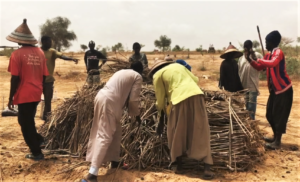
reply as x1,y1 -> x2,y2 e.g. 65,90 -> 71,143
7,99 -> 14,110
249,49 -> 257,61
156,115 -> 164,136
73,59 -> 79,64
245,52 -> 252,63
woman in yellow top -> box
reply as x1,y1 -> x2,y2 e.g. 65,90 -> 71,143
148,60 -> 214,180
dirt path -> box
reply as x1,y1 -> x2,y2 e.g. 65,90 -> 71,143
0,53 -> 299,182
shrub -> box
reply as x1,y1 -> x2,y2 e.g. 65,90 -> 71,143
286,57 -> 300,76
0,48 -> 14,57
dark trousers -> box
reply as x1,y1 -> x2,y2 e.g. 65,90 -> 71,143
43,82 -> 54,121
266,87 -> 293,134
18,102 -> 43,155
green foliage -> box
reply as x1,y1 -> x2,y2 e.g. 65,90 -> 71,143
172,45 -> 184,52
286,57 -> 300,76
112,43 -> 124,52
154,35 -> 171,52
101,48 -> 107,57
96,45 -> 102,51
0,48 -> 14,57
80,44 -> 88,51
195,45 -> 203,52
40,16 -> 77,51
252,40 -> 260,49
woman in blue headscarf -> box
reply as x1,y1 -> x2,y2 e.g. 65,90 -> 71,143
175,59 -> 191,71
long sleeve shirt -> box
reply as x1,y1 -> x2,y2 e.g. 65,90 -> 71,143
238,52 -> 263,93
129,53 -> 148,68
100,69 -> 142,117
153,63 -> 203,116
219,59 -> 244,92
250,47 -> 292,94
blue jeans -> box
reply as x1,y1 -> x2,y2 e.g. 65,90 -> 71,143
245,92 -> 258,120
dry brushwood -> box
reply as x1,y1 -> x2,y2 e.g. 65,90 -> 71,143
40,83 -> 264,172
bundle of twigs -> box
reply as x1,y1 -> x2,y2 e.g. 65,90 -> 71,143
40,84 -> 263,171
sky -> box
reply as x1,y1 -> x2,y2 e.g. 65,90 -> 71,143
0,0 -> 299,52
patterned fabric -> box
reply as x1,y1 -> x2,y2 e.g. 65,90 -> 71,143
250,47 -> 292,94
87,74 -> 100,86
129,53 -> 148,68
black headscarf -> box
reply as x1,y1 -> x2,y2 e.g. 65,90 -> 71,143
266,30 -> 281,47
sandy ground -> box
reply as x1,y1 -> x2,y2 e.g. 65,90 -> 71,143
0,52 -> 299,182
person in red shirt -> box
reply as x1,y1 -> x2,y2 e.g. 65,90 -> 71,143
6,19 -> 49,160
246,30 -> 293,150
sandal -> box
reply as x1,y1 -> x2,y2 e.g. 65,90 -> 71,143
263,136 -> 274,143
265,143 -> 280,150
202,173 -> 215,180
25,153 -> 44,161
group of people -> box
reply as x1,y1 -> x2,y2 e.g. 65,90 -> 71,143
218,31 -> 293,150
6,18 -> 293,182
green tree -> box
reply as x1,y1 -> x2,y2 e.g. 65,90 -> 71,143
80,44 -> 88,52
112,43 -> 124,52
96,45 -> 102,51
195,45 -> 203,52
40,16 -> 77,51
154,35 -> 172,52
101,48 -> 107,57
172,45 -> 184,52
252,40 -> 260,49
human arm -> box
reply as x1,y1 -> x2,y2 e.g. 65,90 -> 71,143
128,75 -> 143,117
84,52 -> 88,70
153,72 -> 166,117
143,54 -> 148,68
255,49 -> 283,68
245,51 -> 266,71
8,76 -> 19,110
7,54 -> 20,110
219,62 -> 225,89
55,50 -> 78,64
97,51 -> 107,64
156,110 -> 165,136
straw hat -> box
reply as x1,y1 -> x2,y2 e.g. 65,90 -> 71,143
148,59 -> 173,78
6,19 -> 38,45
220,42 -> 243,59
164,55 -> 173,61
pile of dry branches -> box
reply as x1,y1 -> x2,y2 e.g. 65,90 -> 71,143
40,84 -> 264,171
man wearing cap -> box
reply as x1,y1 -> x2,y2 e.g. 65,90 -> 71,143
41,35 -> 79,122
129,42 -> 148,69
246,30 -> 293,150
148,60 -> 214,180
84,41 -> 107,87
82,61 -> 143,182
238,40 -> 263,120
219,42 -> 244,92
7,19 -> 49,161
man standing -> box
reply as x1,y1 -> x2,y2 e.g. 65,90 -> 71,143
238,40 -> 263,120
41,36 -> 78,122
83,61 -> 143,182
84,41 -> 107,87
246,30 -> 293,150
219,42 -> 244,92
148,60 -> 214,180
7,19 -> 49,160
129,42 -> 148,69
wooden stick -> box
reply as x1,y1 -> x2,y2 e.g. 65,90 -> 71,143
257,26 -> 265,56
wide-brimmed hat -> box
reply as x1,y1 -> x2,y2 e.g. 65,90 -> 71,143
220,42 -> 243,59
6,19 -> 38,45
148,59 -> 173,78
